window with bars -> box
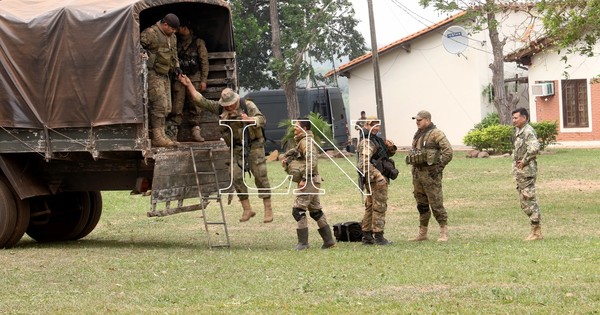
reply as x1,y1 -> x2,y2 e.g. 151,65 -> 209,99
561,79 -> 589,128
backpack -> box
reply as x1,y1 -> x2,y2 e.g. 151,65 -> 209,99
333,221 -> 363,242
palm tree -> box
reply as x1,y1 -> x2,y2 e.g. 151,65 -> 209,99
277,112 -> 334,151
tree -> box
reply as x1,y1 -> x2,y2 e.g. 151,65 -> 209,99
419,0 -> 527,124
232,0 -> 366,119
537,1 -> 600,57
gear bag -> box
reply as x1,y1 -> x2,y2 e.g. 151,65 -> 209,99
333,221 -> 363,242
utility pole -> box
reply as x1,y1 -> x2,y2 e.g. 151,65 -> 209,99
367,0 -> 386,139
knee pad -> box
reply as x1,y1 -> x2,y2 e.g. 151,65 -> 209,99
292,207 -> 306,222
417,204 -> 430,214
309,210 -> 324,221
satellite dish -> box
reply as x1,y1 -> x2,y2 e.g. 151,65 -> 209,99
442,26 -> 469,54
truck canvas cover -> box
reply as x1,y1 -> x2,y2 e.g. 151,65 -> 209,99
0,0 -> 230,129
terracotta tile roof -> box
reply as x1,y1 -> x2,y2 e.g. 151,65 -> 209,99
325,11 -> 467,78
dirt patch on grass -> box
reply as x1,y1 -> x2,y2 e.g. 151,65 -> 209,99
540,180 -> 600,192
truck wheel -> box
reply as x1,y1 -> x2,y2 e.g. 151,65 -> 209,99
2,191 -> 30,249
0,180 -> 18,248
26,192 -> 91,242
72,191 -> 102,240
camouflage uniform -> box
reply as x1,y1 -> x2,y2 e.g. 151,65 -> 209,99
357,135 -> 389,234
189,91 -> 271,200
410,125 -> 453,227
512,123 -> 541,224
169,31 -> 209,135
283,128 -> 335,249
284,130 -> 328,227
140,22 -> 179,130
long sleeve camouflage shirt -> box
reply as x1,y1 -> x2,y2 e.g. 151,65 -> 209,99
512,123 -> 540,177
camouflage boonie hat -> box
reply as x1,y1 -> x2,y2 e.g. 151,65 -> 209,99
219,88 -> 240,107
365,116 -> 380,126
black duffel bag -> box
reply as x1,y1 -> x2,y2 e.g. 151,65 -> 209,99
333,221 -> 363,242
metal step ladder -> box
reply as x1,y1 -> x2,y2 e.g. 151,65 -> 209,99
190,147 -> 230,248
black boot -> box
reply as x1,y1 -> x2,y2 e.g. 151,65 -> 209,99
295,228 -> 309,250
374,232 -> 392,245
317,225 -> 336,249
362,230 -> 374,245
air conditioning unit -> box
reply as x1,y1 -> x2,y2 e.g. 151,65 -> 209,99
531,82 -> 554,97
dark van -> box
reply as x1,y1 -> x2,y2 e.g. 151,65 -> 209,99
245,87 -> 351,153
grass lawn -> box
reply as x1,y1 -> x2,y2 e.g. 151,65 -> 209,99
1,148 -> 599,314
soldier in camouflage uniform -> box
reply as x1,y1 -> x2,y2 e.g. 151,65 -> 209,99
406,110 -> 453,242
281,119 -> 335,250
357,117 -> 394,245
168,19 -> 209,142
511,107 -> 543,241
178,75 -> 273,223
140,13 -> 181,147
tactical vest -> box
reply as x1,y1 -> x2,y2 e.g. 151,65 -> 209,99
146,24 -> 178,76
219,99 -> 265,147
406,128 -> 440,166
179,38 -> 200,75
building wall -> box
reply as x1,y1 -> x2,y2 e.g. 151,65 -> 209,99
530,50 -> 600,141
348,30 -> 493,147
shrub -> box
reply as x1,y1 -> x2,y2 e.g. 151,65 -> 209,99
531,120 -> 558,150
463,124 -> 513,153
474,112 -> 500,130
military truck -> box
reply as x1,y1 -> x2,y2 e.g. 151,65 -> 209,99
0,0 -> 237,248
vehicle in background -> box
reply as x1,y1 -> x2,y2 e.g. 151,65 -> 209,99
245,87 -> 352,153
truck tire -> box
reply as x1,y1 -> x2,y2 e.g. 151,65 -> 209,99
26,191 -> 91,242
72,191 -> 102,240
0,180 -> 18,248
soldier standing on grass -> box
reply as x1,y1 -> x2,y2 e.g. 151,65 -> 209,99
357,117 -> 397,246
511,107 -> 543,241
177,75 -> 273,223
281,119 -> 336,250
406,110 -> 453,242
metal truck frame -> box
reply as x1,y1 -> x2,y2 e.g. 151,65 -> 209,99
0,0 -> 237,248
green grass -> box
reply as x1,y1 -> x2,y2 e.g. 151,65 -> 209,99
1,148 -> 599,314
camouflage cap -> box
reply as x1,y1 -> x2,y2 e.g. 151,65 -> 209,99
412,110 -> 431,120
162,13 -> 180,28
219,88 -> 240,107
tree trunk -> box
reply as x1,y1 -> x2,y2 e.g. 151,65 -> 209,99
486,7 -> 519,125
269,0 -> 300,119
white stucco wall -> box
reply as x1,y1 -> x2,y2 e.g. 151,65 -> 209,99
346,11 -> 535,147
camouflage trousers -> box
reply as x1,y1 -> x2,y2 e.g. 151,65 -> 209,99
147,71 -> 172,127
515,175 -> 541,224
170,73 -> 203,126
412,165 -> 448,226
293,178 -> 328,229
231,144 -> 271,200
361,180 -> 388,233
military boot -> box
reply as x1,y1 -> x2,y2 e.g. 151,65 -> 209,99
525,224 -> 543,241
151,128 -> 176,147
317,225 -> 336,249
165,120 -> 178,142
191,125 -> 205,142
263,198 -> 273,223
408,226 -> 429,241
295,228 -> 309,250
361,230 -> 374,245
239,199 -> 256,222
437,225 -> 449,242
374,232 -> 392,245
